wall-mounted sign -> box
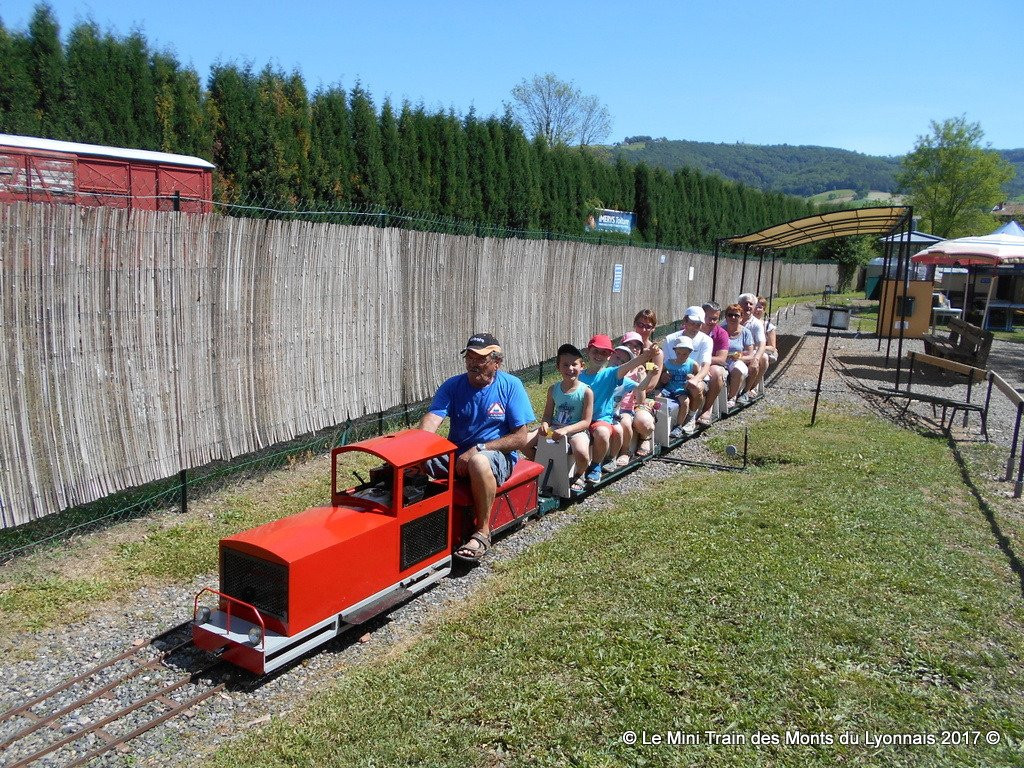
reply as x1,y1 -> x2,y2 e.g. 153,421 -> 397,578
612,263 -> 623,293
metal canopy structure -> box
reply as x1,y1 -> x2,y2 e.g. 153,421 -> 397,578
711,206 -> 913,302
724,206 -> 911,250
713,205 -> 916,409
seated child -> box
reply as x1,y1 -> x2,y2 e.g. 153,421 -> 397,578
580,333 -> 659,484
525,343 -> 594,492
661,336 -> 699,438
621,332 -> 659,457
609,345 -> 641,467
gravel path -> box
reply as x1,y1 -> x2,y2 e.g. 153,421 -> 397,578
1,304 -> 1020,768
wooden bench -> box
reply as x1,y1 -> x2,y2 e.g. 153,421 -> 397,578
864,352 -> 989,438
920,318 -> 994,368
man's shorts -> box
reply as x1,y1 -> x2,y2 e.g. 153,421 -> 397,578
424,449 -> 514,486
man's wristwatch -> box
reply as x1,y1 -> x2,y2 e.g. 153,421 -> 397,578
476,443 -> 487,453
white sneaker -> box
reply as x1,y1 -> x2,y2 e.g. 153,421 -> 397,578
726,398 -> 737,410
682,419 -> 697,435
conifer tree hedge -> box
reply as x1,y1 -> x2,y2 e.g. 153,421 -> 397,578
0,5 -> 819,255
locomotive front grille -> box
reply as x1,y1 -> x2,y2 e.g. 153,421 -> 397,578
221,547 -> 288,622
400,509 -> 448,571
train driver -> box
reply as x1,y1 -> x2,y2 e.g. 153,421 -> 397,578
418,333 -> 535,562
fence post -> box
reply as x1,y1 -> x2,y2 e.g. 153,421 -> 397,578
179,469 -> 187,514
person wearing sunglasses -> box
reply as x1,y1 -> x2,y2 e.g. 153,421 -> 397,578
722,304 -> 756,410
628,309 -> 664,456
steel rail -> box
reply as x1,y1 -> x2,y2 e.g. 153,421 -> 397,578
6,660 -> 222,768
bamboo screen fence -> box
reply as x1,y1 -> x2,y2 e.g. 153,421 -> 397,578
0,203 -> 837,527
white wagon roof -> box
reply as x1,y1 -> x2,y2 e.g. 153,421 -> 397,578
0,133 -> 215,170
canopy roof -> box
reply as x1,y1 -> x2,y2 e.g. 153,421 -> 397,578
724,206 -> 911,250
911,228 -> 1024,266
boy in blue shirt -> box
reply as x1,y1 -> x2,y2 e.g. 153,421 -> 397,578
579,334 -> 659,484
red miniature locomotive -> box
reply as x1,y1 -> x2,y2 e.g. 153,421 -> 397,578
193,429 -> 542,674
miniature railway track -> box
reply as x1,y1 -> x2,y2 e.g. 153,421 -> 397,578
0,629 -> 226,767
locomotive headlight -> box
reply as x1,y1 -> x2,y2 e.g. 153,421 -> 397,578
248,625 -> 264,646
196,606 -> 211,624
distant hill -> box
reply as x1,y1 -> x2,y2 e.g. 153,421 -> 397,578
603,138 -> 1024,199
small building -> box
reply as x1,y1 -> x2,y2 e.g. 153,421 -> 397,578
0,133 -> 214,213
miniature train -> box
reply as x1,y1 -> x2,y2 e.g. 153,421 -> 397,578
192,383 -> 759,675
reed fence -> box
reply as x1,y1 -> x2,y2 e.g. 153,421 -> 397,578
0,202 -> 837,527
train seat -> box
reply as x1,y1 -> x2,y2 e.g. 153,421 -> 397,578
452,457 -> 543,535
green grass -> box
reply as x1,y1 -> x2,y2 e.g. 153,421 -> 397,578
991,327 -> 1024,344
205,405 -> 1024,767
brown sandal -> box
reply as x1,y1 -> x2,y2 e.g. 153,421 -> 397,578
454,532 -> 491,562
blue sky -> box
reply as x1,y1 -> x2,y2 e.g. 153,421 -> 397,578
1,0 -> 1019,156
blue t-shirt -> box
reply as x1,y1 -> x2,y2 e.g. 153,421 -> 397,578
580,366 -> 622,423
428,370 -> 535,457
664,357 -> 698,391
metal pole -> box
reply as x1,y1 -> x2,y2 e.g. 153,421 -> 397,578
711,240 -> 720,301
767,251 -> 778,317
740,245 -> 750,293
755,249 -> 765,296
1007,403 -> 1024,482
179,469 -> 187,514
811,308 -> 835,426
877,228 -> 895,351
1016,444 -> 1024,499
893,211 -> 913,389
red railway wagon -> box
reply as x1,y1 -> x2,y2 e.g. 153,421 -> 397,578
0,133 -> 214,213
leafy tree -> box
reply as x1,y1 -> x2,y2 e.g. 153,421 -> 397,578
506,73 -> 611,147
816,235 -> 876,292
896,116 -> 1014,237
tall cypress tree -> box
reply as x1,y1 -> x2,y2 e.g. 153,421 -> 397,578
396,102 -> 426,212
349,84 -> 387,208
26,4 -> 69,139
0,21 -> 41,134
121,31 -> 157,148
502,114 -> 539,231
309,86 -> 354,204
379,99 -> 402,210
208,64 -> 260,202
170,63 -> 211,158
484,117 -> 510,227
462,109 -> 488,223
437,110 -> 469,220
